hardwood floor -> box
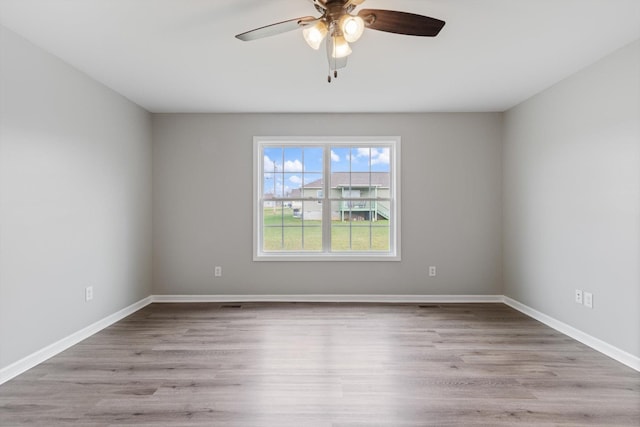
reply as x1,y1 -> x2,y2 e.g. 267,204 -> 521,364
1,302 -> 639,426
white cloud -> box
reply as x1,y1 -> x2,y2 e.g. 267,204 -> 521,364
331,150 -> 340,162
264,155 -> 275,171
356,147 -> 370,158
289,175 -> 302,184
342,147 -> 390,166
371,148 -> 390,165
284,159 -> 303,172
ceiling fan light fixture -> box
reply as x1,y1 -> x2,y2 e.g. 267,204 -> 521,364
303,20 -> 328,50
340,15 -> 365,43
331,35 -> 352,58
235,0 -> 446,81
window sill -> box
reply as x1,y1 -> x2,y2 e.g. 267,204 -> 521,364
254,253 -> 401,262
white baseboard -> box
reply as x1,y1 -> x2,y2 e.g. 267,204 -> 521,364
151,294 -> 504,303
2,294 -> 637,386
0,296 -> 153,386
503,296 -> 640,372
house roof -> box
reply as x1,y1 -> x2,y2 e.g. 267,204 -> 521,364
304,172 -> 389,189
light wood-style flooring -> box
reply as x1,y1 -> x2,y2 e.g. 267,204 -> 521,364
1,302 -> 639,426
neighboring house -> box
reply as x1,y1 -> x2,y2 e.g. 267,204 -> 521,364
292,172 -> 390,221
263,192 -> 276,208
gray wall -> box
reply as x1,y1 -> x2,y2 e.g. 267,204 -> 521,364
503,40 -> 640,357
3,20 -> 636,371
152,113 -> 503,296
0,27 -> 153,369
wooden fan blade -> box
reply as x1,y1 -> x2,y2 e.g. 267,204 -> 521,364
358,9 -> 445,37
236,16 -> 318,41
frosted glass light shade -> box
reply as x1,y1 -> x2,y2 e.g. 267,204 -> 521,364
330,35 -> 352,58
303,21 -> 328,50
340,15 -> 364,43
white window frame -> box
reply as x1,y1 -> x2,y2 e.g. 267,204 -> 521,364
253,136 -> 401,261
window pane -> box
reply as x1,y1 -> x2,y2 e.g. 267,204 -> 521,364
330,224 -> 391,252
263,201 -> 284,251
275,173 -> 286,197
351,147 -> 370,172
263,147 -> 282,173
371,147 -> 390,172
303,173 -> 323,192
283,226 -> 303,250
330,147 -> 391,193
263,173 -> 276,198
283,147 -> 303,172
257,139 -> 397,259
263,171 -> 285,197
330,201 -> 391,251
285,173 -> 302,197
302,201 -> 322,250
331,224 -> 350,251
331,172 -> 349,192
263,145 -> 284,198
301,200 -> 322,221
304,147 -> 323,173
350,226 -> 371,251
371,224 -> 390,251
262,200 -> 325,252
330,147 -> 350,172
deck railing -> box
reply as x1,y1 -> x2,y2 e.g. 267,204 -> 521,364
338,200 -> 390,220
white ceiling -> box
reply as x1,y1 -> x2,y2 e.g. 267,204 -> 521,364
1,0 -> 639,113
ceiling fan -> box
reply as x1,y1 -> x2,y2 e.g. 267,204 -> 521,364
235,0 -> 445,82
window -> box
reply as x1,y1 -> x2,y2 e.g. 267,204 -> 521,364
254,137 -> 400,260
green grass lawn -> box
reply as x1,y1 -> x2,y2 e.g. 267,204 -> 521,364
263,208 -> 389,251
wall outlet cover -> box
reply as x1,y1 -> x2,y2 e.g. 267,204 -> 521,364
584,292 -> 593,308
85,286 -> 93,302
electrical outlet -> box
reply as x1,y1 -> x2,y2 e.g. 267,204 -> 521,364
85,286 -> 93,302
429,266 -> 437,277
214,266 -> 222,277
575,289 -> 583,304
584,292 -> 593,308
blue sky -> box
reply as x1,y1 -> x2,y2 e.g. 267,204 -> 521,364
263,146 -> 390,197
330,147 -> 390,173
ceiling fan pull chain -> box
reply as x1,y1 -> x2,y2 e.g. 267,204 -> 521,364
327,33 -> 334,83
331,33 -> 337,81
